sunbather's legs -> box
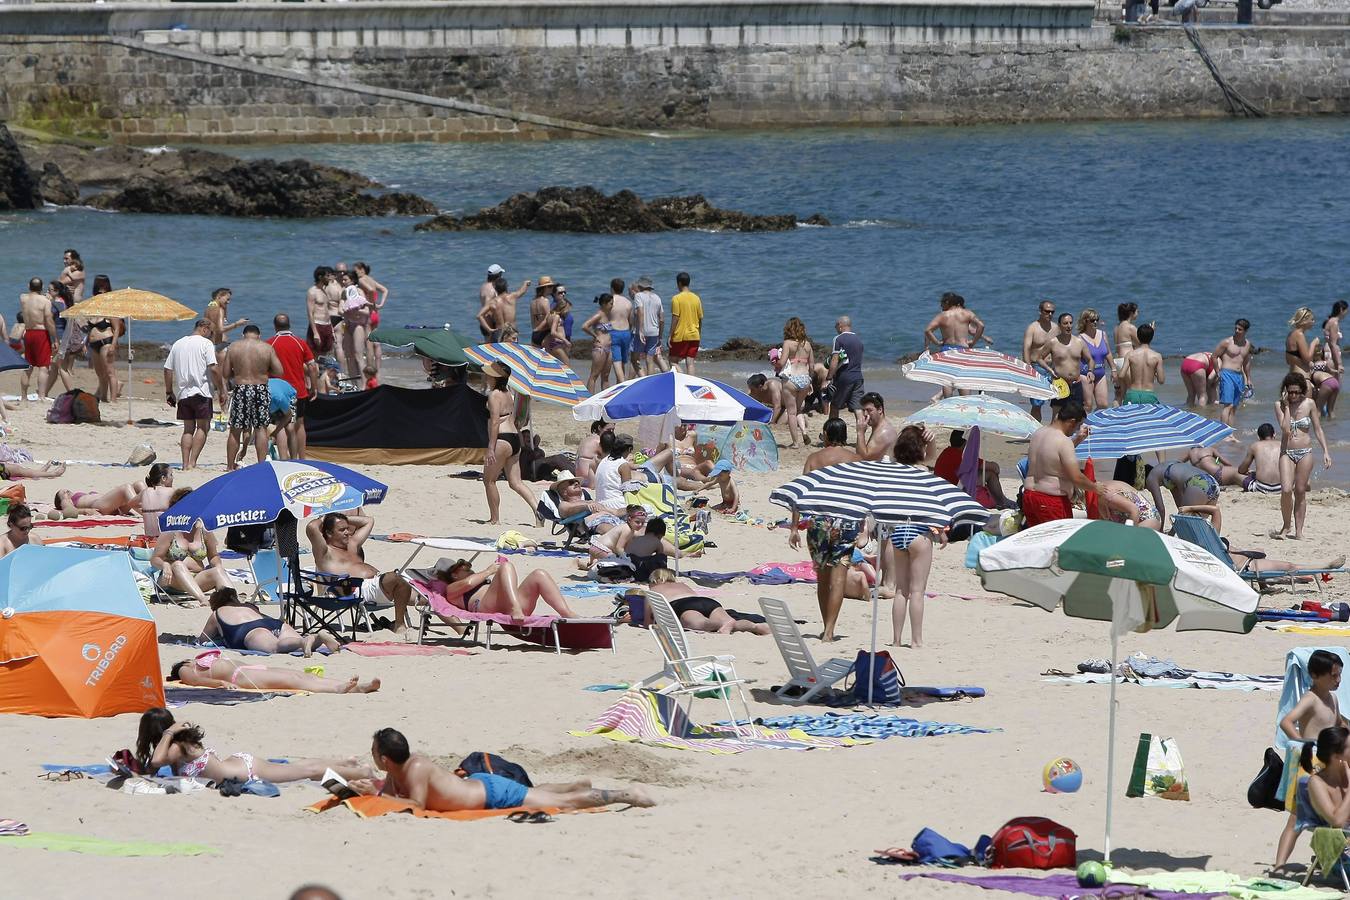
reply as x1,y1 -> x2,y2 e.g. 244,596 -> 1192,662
163,561 -> 209,604
521,784 -> 655,810
248,756 -> 373,784
4,461 -> 64,479
230,666 -> 380,694
700,607 -> 769,635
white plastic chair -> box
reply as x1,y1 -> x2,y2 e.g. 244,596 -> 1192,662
758,596 -> 855,704
636,592 -> 754,736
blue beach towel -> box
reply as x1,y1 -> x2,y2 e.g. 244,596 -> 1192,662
757,713 -> 998,740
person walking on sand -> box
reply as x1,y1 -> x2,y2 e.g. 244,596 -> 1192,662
827,315 -> 865,432
633,275 -> 667,375
1022,299 -> 1058,422
778,317 -> 814,446
18,276 -> 57,403
1213,318 -> 1254,432
164,319 -> 224,470
221,324 -> 283,470
268,314 -> 320,460
669,271 -> 703,375
1118,323 -> 1165,405
482,362 -> 539,526
1272,372 -> 1332,541
360,728 -> 655,812
1022,399 -> 1097,528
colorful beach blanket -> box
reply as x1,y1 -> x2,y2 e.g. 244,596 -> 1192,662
571,690 -> 864,754
900,871 -> 1339,899
898,873 -> 1222,899
306,794 -> 606,821
342,642 -> 474,658
32,516 -> 141,529
757,713 -> 998,739
559,581 -> 620,600
0,833 -> 217,857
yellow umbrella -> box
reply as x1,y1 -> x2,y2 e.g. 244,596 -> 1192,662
62,288 -> 199,422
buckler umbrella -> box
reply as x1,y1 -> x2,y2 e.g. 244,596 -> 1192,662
62,288 -> 198,423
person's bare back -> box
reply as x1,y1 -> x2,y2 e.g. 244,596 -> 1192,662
224,337 -> 280,385
18,291 -> 53,338
1121,345 -> 1163,391
859,416 -> 898,461
803,445 -> 858,474
1025,425 -> 1081,496
608,293 -> 634,331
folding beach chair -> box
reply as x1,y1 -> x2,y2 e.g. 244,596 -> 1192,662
636,593 -> 753,735
1294,777 -> 1350,890
273,513 -> 368,642
758,596 -> 855,704
1169,514 -> 1347,594
624,482 -> 709,552
536,488 -> 593,550
225,523 -> 282,602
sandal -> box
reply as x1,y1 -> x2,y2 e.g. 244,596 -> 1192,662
872,847 -> 920,864
39,770 -> 87,782
507,810 -> 555,824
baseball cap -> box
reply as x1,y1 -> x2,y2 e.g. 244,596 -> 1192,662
487,264 -> 505,276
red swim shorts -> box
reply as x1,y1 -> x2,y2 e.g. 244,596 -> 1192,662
308,322 -> 335,355
669,340 -> 700,360
1021,489 -> 1073,528
22,330 -> 52,367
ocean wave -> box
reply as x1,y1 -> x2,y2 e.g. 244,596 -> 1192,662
839,218 -> 921,229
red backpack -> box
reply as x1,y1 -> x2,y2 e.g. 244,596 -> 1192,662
988,817 -> 1076,869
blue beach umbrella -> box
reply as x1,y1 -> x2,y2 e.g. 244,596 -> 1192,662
160,460 -> 387,532
572,371 -> 772,424
1075,404 -> 1233,460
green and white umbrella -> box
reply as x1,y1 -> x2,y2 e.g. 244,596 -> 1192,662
976,518 -> 1258,862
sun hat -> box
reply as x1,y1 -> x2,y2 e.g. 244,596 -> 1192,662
553,473 -> 580,490
537,275 -> 556,288
634,275 -> 653,290
481,362 -> 507,378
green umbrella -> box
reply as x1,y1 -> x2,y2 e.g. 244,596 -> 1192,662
370,327 -> 474,367
977,518 -> 1258,862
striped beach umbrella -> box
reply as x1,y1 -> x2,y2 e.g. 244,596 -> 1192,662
769,460 -> 990,530
464,342 -> 588,407
902,395 -> 1040,439
1076,403 -> 1233,460
902,348 -> 1056,400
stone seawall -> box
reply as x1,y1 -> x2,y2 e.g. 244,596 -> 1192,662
0,2 -> 1347,142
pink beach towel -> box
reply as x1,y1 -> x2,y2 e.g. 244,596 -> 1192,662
749,561 -> 817,583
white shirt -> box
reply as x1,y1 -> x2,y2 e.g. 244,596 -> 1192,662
594,456 -> 626,510
163,334 -> 217,399
634,291 -> 664,338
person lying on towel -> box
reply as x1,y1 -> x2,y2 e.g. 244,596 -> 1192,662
644,568 -> 769,635
307,511 -> 419,639
169,650 -> 380,694
355,728 -> 654,812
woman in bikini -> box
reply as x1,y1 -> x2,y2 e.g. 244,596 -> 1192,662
1146,459 -> 1220,533
581,293 -> 615,395
1077,307 -> 1114,412
542,295 -> 572,365
1113,303 -> 1139,404
44,280 -> 81,397
644,567 -> 769,635
136,707 -> 372,784
169,651 -> 379,694
1095,479 -> 1162,530
1180,351 -> 1217,406
482,362 -> 537,526
149,490 -> 235,605
85,274 -> 120,402
354,261 -> 387,374
200,586 -> 339,654
339,270 -> 372,379
881,426 -> 947,649
438,558 -> 576,621
1309,326 -> 1341,419
778,317 -> 814,448
1287,307 -> 1317,382
139,463 -> 175,538
1274,372 -> 1332,541
54,479 -> 148,517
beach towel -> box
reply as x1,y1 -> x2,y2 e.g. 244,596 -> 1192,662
757,713 -> 998,739
1272,624 -> 1350,636
571,690 -> 864,754
160,640 -> 333,658
164,686 -> 300,707
306,794 -> 606,821
0,833 -> 217,857
341,642 -> 474,658
559,581 -> 621,600
31,516 -> 142,529
0,820 -> 28,836
897,873 -> 1226,899
1043,673 -> 1280,692
749,561 -> 817,583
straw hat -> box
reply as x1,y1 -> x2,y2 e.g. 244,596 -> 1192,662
481,362 -> 507,378
553,473 -> 580,491
537,275 -> 556,288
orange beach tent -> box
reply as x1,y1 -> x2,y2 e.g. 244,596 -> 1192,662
0,545 -> 164,718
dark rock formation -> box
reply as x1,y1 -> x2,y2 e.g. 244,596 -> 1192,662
0,124 -> 42,210
37,162 -> 79,206
415,186 -> 828,234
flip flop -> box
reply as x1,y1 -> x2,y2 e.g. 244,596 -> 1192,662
507,811 -> 554,824
871,847 -> 920,864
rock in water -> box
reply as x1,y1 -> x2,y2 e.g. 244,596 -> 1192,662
415,186 -> 828,233
0,123 -> 41,210
38,162 -> 79,206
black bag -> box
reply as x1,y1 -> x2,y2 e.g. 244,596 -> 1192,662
226,523 -> 275,555
1248,747 -> 1285,811
456,751 -> 533,788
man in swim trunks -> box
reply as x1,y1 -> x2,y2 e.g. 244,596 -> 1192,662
632,275 -> 667,375
362,728 -> 654,812
1022,399 -> 1097,528
0,504 -> 42,558
1119,322 -> 1165,405
528,276 -> 557,348
1238,423 -> 1284,494
922,291 -> 989,389
605,277 -> 636,382
479,264 -> 504,337
1022,299 -> 1058,422
669,271 -> 703,375
306,266 -> 337,355
221,324 -> 283,471
1033,311 -> 1092,413
307,511 -> 418,638
1213,317 -> 1254,431
164,319 -> 224,470
18,276 -> 57,404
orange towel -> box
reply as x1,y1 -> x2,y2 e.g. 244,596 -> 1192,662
306,794 -> 605,821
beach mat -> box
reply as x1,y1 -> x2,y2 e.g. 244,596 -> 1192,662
342,642 -> 474,657
900,871 -> 1336,899
32,516 -> 141,529
164,686 -> 302,706
756,713 -> 998,740
0,833 -> 217,857
306,795 -> 606,821
572,689 -> 864,754
1043,673 -> 1280,692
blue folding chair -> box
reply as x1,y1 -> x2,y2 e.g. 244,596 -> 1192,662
1169,514 -> 1346,594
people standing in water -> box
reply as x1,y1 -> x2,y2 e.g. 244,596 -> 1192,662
581,293 -> 615,396
777,316 -> 814,449
1179,351 -> 1216,406
482,362 -> 538,526
1119,323 -> 1165,405
1077,307 -> 1114,412
353,262 -> 387,373
1023,299 -> 1058,422
1309,321 -> 1342,418
1272,372 -> 1332,541
1213,318 -> 1254,432
1286,307 -> 1317,382
1113,303 -> 1140,404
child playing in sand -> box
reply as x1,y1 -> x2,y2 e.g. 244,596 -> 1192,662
1273,650 -> 1348,873
135,708 -> 372,783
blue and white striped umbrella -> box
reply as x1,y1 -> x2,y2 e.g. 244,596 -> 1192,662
1076,404 -> 1233,460
572,371 -> 771,425
769,460 -> 991,529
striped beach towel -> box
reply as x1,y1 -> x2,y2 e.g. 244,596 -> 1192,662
571,690 -> 864,754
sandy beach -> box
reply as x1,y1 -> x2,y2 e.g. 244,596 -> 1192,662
0,367 -> 1345,899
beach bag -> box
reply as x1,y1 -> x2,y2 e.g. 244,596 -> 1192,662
1248,747 -> 1285,811
456,752 -> 533,788
70,389 -> 100,423
851,650 -> 904,704
1126,733 -> 1190,801
988,817 -> 1076,869
965,530 -> 998,569
46,391 -> 77,424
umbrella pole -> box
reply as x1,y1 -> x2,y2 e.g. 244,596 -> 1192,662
126,318 -> 134,423
1105,625 -> 1119,865
867,521 -> 885,709
670,416 -> 681,577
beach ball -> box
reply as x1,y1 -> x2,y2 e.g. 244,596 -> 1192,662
1076,861 -> 1108,887
1042,757 -> 1082,793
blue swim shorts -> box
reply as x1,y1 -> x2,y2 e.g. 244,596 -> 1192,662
639,335 -> 662,355
468,772 -> 530,810
610,329 -> 633,364
1219,369 -> 1246,407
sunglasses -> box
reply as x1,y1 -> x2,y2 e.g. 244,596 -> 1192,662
1040,308 -> 1055,315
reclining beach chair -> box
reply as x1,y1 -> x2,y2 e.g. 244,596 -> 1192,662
536,487 -> 593,550
636,593 -> 753,735
1169,514 -> 1347,594
758,596 -> 854,704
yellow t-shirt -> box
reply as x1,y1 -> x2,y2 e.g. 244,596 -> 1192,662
670,290 -> 703,342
